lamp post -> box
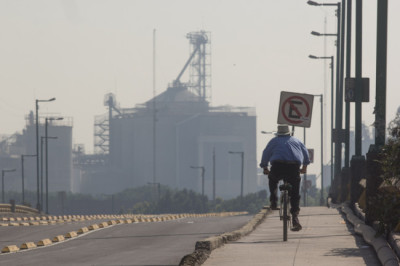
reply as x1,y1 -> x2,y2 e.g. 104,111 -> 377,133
41,136 -> 57,213
313,94 -> 324,205
190,166 -> 205,196
229,151 -> 244,199
309,55 -> 334,190
308,0 -> 343,189
35,97 -> 55,211
45,117 -> 63,214
21,155 -> 36,205
2,169 -> 16,203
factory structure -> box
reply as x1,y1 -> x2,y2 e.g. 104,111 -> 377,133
0,31 -> 259,201
75,31 -> 259,199
0,112 -> 73,196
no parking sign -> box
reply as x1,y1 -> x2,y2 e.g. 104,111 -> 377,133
277,91 -> 314,128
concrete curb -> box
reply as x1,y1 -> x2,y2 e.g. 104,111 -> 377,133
179,207 -> 271,266
341,203 -> 399,266
389,232 -> 400,259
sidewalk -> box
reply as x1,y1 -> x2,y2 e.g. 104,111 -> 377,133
202,207 -> 381,266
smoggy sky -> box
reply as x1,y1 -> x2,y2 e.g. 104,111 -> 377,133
1,0 -> 399,180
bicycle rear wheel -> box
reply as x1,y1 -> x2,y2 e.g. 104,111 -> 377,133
283,190 -> 289,241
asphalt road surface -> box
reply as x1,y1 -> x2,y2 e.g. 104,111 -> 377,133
0,215 -> 252,266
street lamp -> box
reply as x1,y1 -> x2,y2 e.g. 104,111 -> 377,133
307,1 -> 339,7
41,136 -> 57,213
45,117 -> 63,214
312,94 -> 324,206
2,169 -> 16,203
308,0 -> 344,190
228,151 -> 244,199
309,55 -> 334,188
190,166 -> 205,196
311,31 -> 337,37
21,154 -> 36,204
35,97 -> 56,211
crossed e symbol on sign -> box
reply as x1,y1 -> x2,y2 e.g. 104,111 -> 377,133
288,100 -> 303,119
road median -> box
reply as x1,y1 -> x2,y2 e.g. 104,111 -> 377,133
179,207 -> 271,266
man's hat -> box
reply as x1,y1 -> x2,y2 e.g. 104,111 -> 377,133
277,124 -> 291,136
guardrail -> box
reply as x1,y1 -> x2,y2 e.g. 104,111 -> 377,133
0,204 -> 39,215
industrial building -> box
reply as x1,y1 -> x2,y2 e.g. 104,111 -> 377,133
75,31 -> 259,199
0,111 -> 73,202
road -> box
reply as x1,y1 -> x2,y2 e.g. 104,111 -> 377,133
0,215 -> 252,266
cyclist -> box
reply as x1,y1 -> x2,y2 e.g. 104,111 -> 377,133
260,124 -> 310,231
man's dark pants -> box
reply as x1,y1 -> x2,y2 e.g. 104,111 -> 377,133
268,161 -> 301,215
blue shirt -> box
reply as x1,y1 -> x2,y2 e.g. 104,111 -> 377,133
259,135 -> 310,168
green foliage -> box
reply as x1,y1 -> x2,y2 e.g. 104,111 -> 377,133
369,192 -> 400,237
4,185 -> 268,215
380,138 -> 400,183
213,190 -> 268,214
372,111 -> 400,236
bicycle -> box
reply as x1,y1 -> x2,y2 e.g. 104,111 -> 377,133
279,179 -> 292,242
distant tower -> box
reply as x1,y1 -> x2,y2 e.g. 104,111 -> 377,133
94,93 -> 120,154
186,31 -> 211,101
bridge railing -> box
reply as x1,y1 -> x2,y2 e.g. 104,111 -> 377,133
0,204 -> 39,215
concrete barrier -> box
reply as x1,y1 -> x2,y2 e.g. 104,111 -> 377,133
77,227 -> 89,234
65,231 -> 78,239
37,239 -> 52,247
52,235 -> 65,243
1,245 -> 19,253
179,207 -> 270,266
20,242 -> 37,250
342,203 -> 399,266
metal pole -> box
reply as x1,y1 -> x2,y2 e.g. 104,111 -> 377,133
2,170 -> 16,203
240,153 -> 244,199
41,136 -> 44,209
334,3 -> 342,178
345,0 -> 352,167
375,0 -> 388,147
213,147 -> 216,202
35,100 -> 40,211
319,95 -> 325,205
338,0 -> 346,166
355,0 -> 362,156
330,56 -> 334,185
153,29 -> 157,187
21,156 -> 25,204
45,120 -> 49,214
201,167 -> 205,197
1,171 -> 4,203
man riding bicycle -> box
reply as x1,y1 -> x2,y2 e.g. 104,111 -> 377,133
260,124 -> 310,231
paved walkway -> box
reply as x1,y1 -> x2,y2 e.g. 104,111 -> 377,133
203,207 -> 381,266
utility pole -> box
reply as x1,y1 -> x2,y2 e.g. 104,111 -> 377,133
213,147 -> 216,202
229,151 -> 244,199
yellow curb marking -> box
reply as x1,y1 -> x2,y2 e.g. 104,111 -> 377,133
88,224 -> 99,230
1,245 -> 19,253
20,242 -> 36,250
37,239 -> 52,247
52,235 -> 65,243
65,231 -> 78,239
77,227 -> 89,234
